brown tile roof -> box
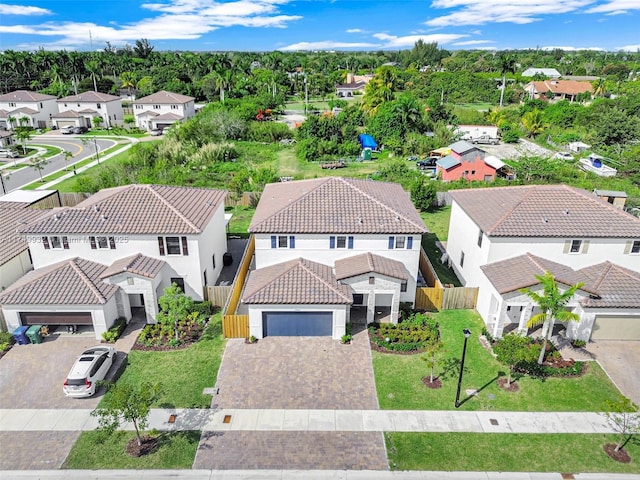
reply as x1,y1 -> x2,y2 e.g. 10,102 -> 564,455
0,204 -> 48,267
481,255 -> 640,308
250,177 -> 427,234
153,112 -> 183,121
52,111 -> 82,118
0,257 -> 118,305
134,90 -> 194,105
480,253 -> 596,295
242,258 -> 353,305
578,262 -> 640,308
0,90 -> 57,102
8,107 -> 38,115
335,253 -> 408,281
58,91 -> 120,102
18,184 -> 226,235
450,185 -> 640,238
526,80 -> 593,96
100,254 -> 166,279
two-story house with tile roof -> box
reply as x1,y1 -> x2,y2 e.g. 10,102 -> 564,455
0,90 -> 58,130
54,91 -> 124,129
0,184 -> 228,339
242,177 -> 427,339
133,90 -> 195,131
445,185 -> 640,341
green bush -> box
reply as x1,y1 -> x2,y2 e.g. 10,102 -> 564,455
101,317 -> 127,343
481,326 -> 495,343
369,313 -> 439,352
571,339 -> 587,348
246,121 -> 292,143
190,301 -> 212,319
341,334 -> 353,344
0,331 -> 15,352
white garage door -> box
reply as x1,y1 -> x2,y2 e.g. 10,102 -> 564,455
592,315 -> 640,340
56,121 -> 76,128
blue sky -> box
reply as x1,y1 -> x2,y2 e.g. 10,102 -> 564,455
0,0 -> 638,53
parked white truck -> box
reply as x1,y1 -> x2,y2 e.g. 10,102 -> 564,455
454,124 -> 500,145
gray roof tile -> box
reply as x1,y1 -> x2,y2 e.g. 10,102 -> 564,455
249,177 -> 427,234
0,257 -> 119,305
335,253 -> 408,281
18,184 -> 226,235
0,90 -> 56,102
450,185 -> 640,237
242,258 -> 353,305
134,90 -> 194,105
0,204 -> 48,266
58,91 -> 120,102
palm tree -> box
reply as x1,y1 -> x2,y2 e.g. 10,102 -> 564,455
592,78 -> 606,98
520,271 -> 583,365
498,53 -> 517,107
521,109 -> 546,138
393,94 -> 424,137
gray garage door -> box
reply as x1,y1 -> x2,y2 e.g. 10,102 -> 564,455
592,315 -> 640,340
262,312 -> 333,336
20,312 -> 93,325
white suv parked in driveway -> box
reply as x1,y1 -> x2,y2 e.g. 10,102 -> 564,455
59,125 -> 75,134
63,346 -> 116,398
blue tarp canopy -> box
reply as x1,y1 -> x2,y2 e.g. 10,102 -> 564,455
358,134 -> 378,150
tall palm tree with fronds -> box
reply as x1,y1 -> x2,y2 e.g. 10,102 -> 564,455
520,271 -> 583,365
497,53 -> 517,107
521,109 -> 546,138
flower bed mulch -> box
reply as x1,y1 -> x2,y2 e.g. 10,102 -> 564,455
125,436 -> 158,457
497,377 -> 520,392
603,444 -> 631,463
422,376 -> 442,389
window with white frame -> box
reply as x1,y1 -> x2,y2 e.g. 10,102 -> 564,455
166,237 -> 181,255
9,102 -> 16,107
43,235 -> 69,250
401,281 -> 407,292
171,104 -> 179,110
270,235 -> 295,248
330,235 -> 353,249
96,103 -> 102,109
570,239 -> 582,253
631,240 -> 640,254
96,236 -> 109,249
153,104 -> 160,109
388,236 -> 413,249
157,236 -> 189,256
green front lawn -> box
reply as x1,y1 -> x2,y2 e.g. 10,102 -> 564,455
102,314 -> 225,408
386,433 -> 640,473
373,310 -> 621,411
63,430 -> 200,469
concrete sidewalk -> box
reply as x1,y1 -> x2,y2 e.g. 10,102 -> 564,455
1,470 -> 639,479
0,408 -> 615,434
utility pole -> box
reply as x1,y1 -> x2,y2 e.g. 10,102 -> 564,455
304,74 -> 309,115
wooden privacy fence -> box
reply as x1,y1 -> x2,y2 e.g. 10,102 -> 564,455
419,247 -> 441,288
221,235 -> 254,338
415,286 -> 478,311
205,285 -> 232,307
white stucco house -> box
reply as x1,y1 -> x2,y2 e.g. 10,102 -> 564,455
0,90 -> 58,130
242,177 -> 427,340
132,90 -> 195,131
54,91 -> 124,129
0,184 -> 228,340
445,185 -> 640,341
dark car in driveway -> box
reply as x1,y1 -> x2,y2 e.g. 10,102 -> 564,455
416,157 -> 438,169
72,126 -> 88,134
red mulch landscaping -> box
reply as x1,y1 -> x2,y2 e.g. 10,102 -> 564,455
125,436 -> 158,457
497,377 -> 520,392
603,443 -> 631,463
422,376 -> 442,389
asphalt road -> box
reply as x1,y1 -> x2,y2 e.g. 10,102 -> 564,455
1,135 -> 116,193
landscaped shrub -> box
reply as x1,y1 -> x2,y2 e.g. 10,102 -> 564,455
246,121 -> 293,143
481,326 -> 495,344
0,331 -> 15,352
102,317 -> 127,343
190,301 -> 213,319
369,313 -> 440,353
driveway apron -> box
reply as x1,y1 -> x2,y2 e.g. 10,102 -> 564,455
197,327 -> 388,470
586,340 -> 640,405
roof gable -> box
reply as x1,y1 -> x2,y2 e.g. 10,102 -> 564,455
242,258 -> 353,305
0,90 -> 57,102
0,204 -> 48,266
0,257 -> 118,305
450,185 -> 640,238
100,254 -> 166,279
134,90 -> 195,105
249,177 -> 427,234
19,184 -> 227,235
335,253 -> 408,281
58,91 -> 121,103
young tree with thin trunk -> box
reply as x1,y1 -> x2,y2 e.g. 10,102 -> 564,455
494,333 -> 537,387
420,331 -> 443,383
92,381 -> 163,447
158,283 -> 194,342
30,155 -> 49,182
520,271 -> 583,365
604,396 -> 640,452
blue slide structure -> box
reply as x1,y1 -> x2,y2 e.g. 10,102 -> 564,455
358,133 -> 378,151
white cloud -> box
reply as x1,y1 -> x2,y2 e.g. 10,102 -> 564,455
373,32 -> 468,47
425,0 -> 592,27
0,4 -> 51,15
453,39 -> 495,46
346,28 -> 364,33
617,44 -> 640,51
586,0 -> 640,13
540,45 -> 605,51
0,0 -> 301,48
279,40 -> 379,51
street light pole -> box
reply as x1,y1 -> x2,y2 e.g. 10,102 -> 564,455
454,328 -> 472,408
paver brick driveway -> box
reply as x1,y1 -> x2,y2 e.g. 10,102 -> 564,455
0,334 -> 104,409
213,327 -> 379,410
586,340 -> 640,405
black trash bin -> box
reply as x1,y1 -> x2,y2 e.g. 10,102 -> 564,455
223,252 -> 233,266
13,326 -> 30,345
